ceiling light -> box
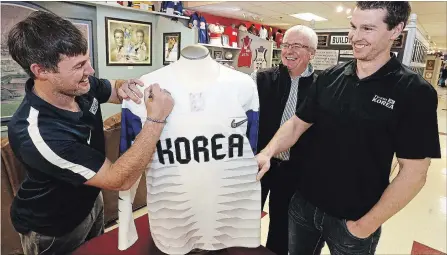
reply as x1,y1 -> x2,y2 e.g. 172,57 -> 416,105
290,13 -> 328,22
336,6 -> 344,13
346,8 -> 351,14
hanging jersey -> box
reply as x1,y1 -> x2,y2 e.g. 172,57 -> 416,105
188,12 -> 200,28
238,36 -> 253,68
259,28 -> 268,40
253,46 -> 268,71
275,32 -> 284,48
198,16 -> 208,44
117,64 -> 261,254
224,26 -> 238,48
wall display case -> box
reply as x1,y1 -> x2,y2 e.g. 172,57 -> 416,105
234,32 -> 275,74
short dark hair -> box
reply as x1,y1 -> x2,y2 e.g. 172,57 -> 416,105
114,29 -> 124,36
356,1 -> 411,30
7,11 -> 87,79
136,29 -> 144,35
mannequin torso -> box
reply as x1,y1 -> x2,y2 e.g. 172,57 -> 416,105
117,44 -> 262,254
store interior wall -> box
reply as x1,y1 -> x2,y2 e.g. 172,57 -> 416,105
32,1 -> 100,77
1,1 -> 196,137
96,5 -> 195,118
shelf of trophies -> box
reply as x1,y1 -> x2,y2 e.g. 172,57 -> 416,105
198,43 -> 241,50
199,43 -> 240,67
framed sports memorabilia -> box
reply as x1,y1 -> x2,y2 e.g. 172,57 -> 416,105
214,50 -> 223,60
317,34 -> 329,47
163,32 -> 181,65
105,17 -> 152,66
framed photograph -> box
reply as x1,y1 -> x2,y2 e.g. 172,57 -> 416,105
392,33 -> 406,49
214,50 -> 223,60
426,59 -> 435,70
317,34 -> 329,48
222,35 -> 229,46
1,2 -> 43,123
105,17 -> 152,66
163,32 -> 181,65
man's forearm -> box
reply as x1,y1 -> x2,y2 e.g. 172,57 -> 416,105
262,116 -> 312,157
357,165 -> 427,233
109,121 -> 164,189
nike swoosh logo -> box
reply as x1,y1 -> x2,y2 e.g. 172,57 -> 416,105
231,119 -> 248,128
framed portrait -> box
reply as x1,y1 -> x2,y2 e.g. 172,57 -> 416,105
163,32 -> 181,65
214,50 -> 223,60
317,34 -> 329,48
426,59 -> 435,71
105,17 -> 152,66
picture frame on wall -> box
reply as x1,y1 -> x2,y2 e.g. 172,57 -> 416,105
317,34 -> 329,48
162,32 -> 181,65
214,50 -> 223,60
392,33 -> 406,48
1,2 -> 44,123
105,17 -> 152,66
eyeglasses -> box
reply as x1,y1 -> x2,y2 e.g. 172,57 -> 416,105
280,43 -> 312,51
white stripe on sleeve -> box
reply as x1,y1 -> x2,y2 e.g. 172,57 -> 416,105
27,107 -> 96,179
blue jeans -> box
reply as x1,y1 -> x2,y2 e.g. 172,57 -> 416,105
288,192 -> 381,255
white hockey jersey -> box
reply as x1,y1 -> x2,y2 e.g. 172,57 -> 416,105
117,64 -> 261,254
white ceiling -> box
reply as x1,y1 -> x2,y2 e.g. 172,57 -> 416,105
186,1 -> 447,50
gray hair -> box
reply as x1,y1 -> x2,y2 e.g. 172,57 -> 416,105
284,25 -> 318,50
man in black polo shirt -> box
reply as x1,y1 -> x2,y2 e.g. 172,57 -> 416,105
7,11 -> 174,255
256,2 -> 441,254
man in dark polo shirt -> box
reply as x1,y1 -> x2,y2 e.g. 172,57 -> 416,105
7,11 -> 174,255
256,2 -> 441,254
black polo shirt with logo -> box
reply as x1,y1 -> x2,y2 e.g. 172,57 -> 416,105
295,54 -> 441,221
8,76 -> 111,236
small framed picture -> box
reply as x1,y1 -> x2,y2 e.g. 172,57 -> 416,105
222,35 -> 229,46
317,34 -> 329,48
163,32 -> 181,65
214,50 -> 222,59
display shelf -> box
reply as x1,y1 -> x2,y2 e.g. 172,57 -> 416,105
78,1 -> 190,20
215,59 -> 234,62
199,43 -> 241,50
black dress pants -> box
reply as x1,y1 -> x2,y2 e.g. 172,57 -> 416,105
261,158 -> 297,255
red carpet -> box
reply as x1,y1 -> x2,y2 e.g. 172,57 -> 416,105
411,241 -> 446,255
73,214 -> 275,255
